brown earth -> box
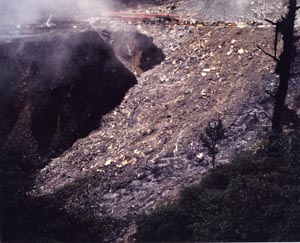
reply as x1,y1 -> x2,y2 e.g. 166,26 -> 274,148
2,1 -> 300,242
31,23 -> 285,241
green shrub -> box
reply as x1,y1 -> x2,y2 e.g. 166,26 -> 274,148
200,119 -> 226,168
135,130 -> 300,242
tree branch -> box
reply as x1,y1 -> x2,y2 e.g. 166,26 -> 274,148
264,19 -> 277,25
257,45 -> 280,62
265,90 -> 276,99
291,72 -> 300,77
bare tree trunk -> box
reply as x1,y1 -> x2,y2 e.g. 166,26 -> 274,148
211,145 -> 216,168
212,155 -> 216,168
271,0 -> 298,133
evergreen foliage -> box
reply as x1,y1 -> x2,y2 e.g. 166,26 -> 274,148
135,130 -> 300,242
200,119 -> 225,168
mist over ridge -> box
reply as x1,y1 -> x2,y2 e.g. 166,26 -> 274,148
0,0 -> 111,27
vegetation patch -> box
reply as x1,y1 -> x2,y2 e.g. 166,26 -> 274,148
135,130 -> 300,242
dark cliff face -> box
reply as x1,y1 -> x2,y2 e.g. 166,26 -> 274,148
0,30 -> 137,158
111,30 -> 165,72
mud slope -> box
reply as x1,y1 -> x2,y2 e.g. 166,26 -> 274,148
32,24 -> 282,223
29,2 -> 300,242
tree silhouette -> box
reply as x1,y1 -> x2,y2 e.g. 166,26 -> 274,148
200,119 -> 225,168
260,0 -> 299,134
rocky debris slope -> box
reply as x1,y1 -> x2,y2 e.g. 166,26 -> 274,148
31,23 -> 284,238
176,0 -> 288,22
0,30 -> 136,158
1,0 -> 299,242
130,0 -> 289,24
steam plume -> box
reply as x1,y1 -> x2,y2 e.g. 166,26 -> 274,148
0,0 -> 111,27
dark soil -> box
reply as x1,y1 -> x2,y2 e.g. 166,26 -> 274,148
0,30 -> 136,159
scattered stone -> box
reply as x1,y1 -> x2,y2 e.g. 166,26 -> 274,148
227,49 -> 233,56
238,48 -> 245,54
29,19 -> 282,243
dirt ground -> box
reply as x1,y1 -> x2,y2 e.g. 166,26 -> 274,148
8,1 -> 299,242
31,23 -> 283,240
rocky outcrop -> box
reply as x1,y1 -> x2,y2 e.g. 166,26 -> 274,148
0,30 -> 136,158
97,27 -> 165,75
110,29 -> 165,73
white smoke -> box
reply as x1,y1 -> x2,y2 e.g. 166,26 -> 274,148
235,0 -> 248,11
0,0 -> 112,27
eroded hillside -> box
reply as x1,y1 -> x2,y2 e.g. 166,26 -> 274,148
1,0 -> 300,242
32,23 -> 285,242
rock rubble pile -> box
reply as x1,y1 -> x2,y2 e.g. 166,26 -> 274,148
31,24 -> 287,243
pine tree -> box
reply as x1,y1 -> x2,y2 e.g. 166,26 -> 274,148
200,119 -> 225,168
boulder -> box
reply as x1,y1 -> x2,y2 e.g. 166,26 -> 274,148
101,29 -> 165,73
